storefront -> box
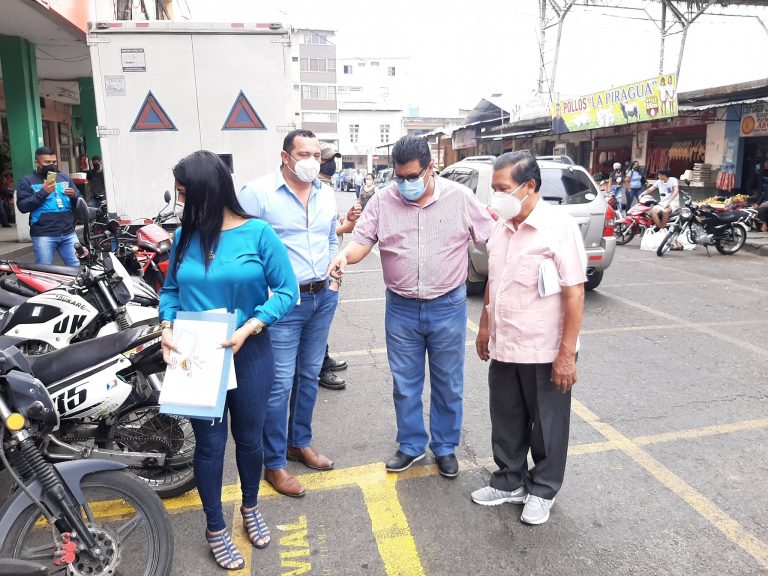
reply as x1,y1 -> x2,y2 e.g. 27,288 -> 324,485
739,101 -> 768,202
644,124 -> 707,178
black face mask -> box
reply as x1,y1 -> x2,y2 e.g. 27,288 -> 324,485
38,164 -> 58,177
319,159 -> 336,177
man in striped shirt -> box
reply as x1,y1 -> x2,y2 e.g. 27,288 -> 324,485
327,136 -> 495,478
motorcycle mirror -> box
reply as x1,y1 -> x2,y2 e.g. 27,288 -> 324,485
164,190 -> 172,204
107,219 -> 121,234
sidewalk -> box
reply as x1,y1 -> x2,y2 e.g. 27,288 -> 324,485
744,230 -> 768,257
0,224 -> 764,261
0,225 -> 33,261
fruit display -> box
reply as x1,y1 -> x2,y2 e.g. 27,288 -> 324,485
699,194 -> 749,210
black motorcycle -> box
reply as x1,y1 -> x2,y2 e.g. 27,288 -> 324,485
0,337 -> 173,575
657,199 -> 752,257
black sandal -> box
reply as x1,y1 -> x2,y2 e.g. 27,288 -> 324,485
206,529 -> 245,570
241,506 -> 271,549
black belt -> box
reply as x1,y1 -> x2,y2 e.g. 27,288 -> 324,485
299,280 -> 327,293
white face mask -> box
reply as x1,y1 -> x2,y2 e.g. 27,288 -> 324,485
288,155 -> 320,183
491,182 -> 529,221
174,201 -> 184,218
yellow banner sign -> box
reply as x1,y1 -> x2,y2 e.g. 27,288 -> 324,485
550,74 -> 678,134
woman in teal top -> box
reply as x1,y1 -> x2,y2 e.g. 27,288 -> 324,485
159,150 -> 298,571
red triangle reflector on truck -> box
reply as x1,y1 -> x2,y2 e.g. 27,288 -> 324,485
222,91 -> 266,130
131,91 -> 177,131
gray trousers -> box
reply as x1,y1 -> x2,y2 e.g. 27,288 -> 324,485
488,360 -> 572,500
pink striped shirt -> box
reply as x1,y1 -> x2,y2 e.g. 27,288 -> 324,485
352,178 -> 495,300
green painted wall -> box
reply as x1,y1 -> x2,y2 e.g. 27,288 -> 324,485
0,35 -> 43,181
78,77 -> 101,158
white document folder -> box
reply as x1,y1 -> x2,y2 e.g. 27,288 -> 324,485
538,258 -> 562,298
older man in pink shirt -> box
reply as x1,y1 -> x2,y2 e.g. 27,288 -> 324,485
328,136 -> 495,479
472,150 -> 586,526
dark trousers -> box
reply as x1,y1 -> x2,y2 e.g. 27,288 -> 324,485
488,360 -> 571,500
190,332 -> 274,532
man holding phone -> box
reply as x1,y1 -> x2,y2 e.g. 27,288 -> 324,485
17,147 -> 81,265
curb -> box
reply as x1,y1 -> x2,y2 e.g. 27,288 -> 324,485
0,244 -> 34,262
744,242 -> 768,258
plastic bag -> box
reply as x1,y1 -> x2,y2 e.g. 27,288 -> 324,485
640,228 -> 665,251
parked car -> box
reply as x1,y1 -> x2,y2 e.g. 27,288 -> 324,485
375,168 -> 394,186
439,156 -> 616,293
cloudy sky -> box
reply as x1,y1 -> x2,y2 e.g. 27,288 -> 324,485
182,0 -> 768,115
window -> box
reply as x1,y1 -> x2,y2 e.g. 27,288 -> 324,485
388,66 -> 396,76
300,58 -> 328,72
441,169 -> 479,195
300,85 -> 337,101
292,57 -> 299,62
380,124 -> 390,144
371,61 -> 380,67
349,124 -> 359,143
293,84 -> 300,90
303,112 -> 339,123
343,65 -> 352,74
328,58 -> 336,71
303,32 -> 327,44
358,62 -> 366,67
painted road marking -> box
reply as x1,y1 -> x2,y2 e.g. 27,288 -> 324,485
600,292 -> 768,358
277,515 -> 312,575
571,400 -> 768,570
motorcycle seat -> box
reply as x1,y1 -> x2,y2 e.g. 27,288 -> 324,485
0,289 -> 27,309
27,327 -> 147,386
714,211 -> 744,223
16,262 -> 79,276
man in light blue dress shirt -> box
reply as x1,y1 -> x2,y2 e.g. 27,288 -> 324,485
238,129 -> 340,497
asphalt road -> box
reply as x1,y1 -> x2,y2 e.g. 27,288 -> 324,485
6,190 -> 768,575
156,191 -> 768,576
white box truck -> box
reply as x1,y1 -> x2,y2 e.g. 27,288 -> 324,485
87,21 -> 294,219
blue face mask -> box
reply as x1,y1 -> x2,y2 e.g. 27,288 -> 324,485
397,174 -> 432,202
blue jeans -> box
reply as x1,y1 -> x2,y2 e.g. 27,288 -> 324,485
191,333 -> 274,532
384,285 -> 467,457
263,285 -> 338,470
626,188 -> 642,208
31,232 -> 79,266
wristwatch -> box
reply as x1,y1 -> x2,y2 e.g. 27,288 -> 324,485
247,318 -> 264,335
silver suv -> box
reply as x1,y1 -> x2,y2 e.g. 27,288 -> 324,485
440,155 -> 616,292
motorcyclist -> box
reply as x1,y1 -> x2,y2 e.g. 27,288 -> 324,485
609,162 -> 627,213
640,167 -> 679,230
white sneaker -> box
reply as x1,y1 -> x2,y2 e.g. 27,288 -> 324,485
520,495 -> 555,525
471,485 -> 527,506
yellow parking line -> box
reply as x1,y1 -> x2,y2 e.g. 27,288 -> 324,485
601,292 -> 768,358
360,475 -> 425,576
572,400 -> 768,569
634,417 -> 768,446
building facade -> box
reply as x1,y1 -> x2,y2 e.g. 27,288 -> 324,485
290,29 -> 338,146
336,56 -> 409,171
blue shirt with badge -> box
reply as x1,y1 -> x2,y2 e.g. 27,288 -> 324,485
237,169 -> 338,284
16,171 -> 80,237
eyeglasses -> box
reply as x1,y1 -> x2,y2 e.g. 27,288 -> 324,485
394,167 -> 426,184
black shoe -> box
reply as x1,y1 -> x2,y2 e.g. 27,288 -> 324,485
435,454 -> 459,479
385,450 -> 425,473
323,357 -> 348,372
318,369 -> 346,390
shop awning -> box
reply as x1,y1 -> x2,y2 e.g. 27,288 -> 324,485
679,97 -> 768,112
479,128 -> 551,140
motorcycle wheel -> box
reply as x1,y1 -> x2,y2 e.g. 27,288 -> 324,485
106,405 -> 196,499
1,470 -> 173,576
614,222 -> 636,245
715,225 -> 747,255
657,227 -> 681,257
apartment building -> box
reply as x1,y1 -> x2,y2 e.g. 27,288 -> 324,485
337,56 -> 409,170
290,29 -> 338,146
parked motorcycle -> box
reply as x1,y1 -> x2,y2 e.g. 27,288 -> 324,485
1,326 -> 194,499
0,336 -> 173,574
614,196 -> 657,245
657,199 -> 753,256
